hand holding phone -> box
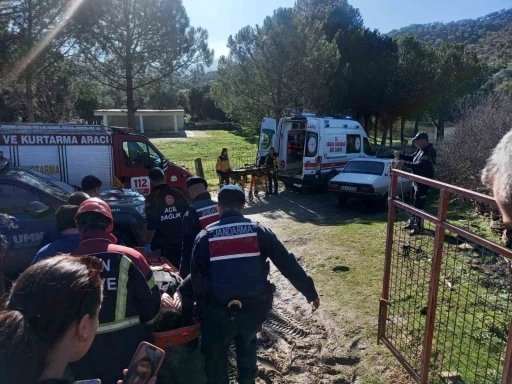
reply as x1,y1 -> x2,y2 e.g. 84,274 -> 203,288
119,342 -> 165,384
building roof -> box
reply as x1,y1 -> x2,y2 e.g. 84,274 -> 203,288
94,109 -> 184,116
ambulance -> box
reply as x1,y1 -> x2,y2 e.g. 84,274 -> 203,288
257,114 -> 375,187
0,124 -> 193,195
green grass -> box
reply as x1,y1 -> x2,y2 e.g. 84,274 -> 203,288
152,129 -> 259,189
296,193 -> 509,383
152,129 -> 258,162
382,194 -> 509,383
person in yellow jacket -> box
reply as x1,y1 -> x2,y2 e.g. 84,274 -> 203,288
265,147 -> 280,196
216,148 -> 231,185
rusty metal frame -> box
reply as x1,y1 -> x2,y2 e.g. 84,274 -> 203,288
379,169 -> 512,384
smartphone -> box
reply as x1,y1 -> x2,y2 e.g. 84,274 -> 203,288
73,380 -> 101,384
123,342 -> 165,384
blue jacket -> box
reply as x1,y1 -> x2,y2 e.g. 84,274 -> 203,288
32,233 -> 81,265
180,192 -> 219,281
190,210 -> 318,303
39,223 -> 60,248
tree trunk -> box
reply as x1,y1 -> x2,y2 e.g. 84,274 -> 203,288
389,119 -> 393,147
380,119 -> 388,146
373,114 -> 379,146
400,117 -> 406,144
25,72 -> 34,122
436,113 -> 445,141
414,115 -> 420,135
126,84 -> 136,129
25,0 -> 34,122
124,1 -> 136,129
364,115 -> 370,136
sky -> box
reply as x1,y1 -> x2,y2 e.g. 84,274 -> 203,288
182,0 -> 511,60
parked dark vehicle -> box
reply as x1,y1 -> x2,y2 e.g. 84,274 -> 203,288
0,165 -> 146,276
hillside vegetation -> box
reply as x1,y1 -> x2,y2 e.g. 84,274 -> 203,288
389,8 -> 512,90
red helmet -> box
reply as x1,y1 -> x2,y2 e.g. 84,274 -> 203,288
75,198 -> 113,231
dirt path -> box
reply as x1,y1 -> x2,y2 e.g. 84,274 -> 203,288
244,192 -> 364,384
160,187 -> 411,384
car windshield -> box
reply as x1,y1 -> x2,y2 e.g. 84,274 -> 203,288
7,170 -> 70,202
27,169 -> 76,193
343,161 -> 385,176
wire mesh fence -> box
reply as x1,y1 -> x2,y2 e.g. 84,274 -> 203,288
172,155 -> 257,185
380,170 -> 512,384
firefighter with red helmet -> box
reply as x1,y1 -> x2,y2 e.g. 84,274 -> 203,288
144,167 -> 190,268
69,198 -> 167,383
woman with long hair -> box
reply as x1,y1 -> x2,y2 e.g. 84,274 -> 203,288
0,255 -> 104,384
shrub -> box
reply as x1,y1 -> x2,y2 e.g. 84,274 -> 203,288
436,93 -> 512,192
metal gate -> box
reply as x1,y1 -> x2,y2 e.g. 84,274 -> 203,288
379,170 -> 512,384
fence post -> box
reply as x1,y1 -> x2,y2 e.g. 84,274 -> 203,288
501,316 -> 512,383
420,189 -> 450,384
379,171 -> 398,342
194,158 -> 205,178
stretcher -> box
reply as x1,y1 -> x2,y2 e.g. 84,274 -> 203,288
228,165 -> 273,200
135,248 -> 201,348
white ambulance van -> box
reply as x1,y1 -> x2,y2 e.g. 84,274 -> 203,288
257,114 -> 375,187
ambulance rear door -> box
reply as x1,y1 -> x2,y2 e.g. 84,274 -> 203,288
257,117 -> 276,165
302,119 -> 321,178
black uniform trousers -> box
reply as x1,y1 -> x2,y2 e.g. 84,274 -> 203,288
200,300 -> 269,384
217,171 -> 230,185
267,171 -> 278,194
412,185 -> 429,229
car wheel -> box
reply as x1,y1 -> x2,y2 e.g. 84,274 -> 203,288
283,180 -> 294,189
337,196 -> 348,207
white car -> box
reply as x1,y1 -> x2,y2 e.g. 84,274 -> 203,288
327,158 -> 413,206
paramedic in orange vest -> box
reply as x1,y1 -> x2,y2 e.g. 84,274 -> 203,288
69,198 -> 173,383
145,167 -> 190,268
216,148 -> 231,185
180,176 -> 219,317
191,185 -> 320,384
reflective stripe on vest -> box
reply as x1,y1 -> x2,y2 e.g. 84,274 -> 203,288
208,222 -> 260,261
115,256 -> 131,321
97,316 -> 140,334
147,275 -> 156,290
196,204 -> 219,230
